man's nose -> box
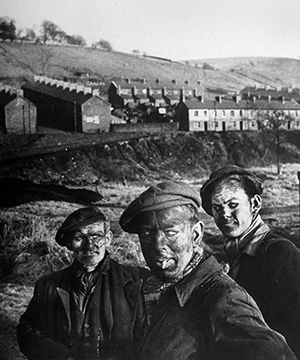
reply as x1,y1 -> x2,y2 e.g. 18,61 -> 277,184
82,236 -> 95,249
221,205 -> 232,218
153,230 -> 167,249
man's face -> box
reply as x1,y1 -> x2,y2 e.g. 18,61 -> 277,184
211,181 -> 256,238
138,206 -> 200,282
67,222 -> 111,268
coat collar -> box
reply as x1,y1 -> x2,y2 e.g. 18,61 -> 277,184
174,254 -> 222,307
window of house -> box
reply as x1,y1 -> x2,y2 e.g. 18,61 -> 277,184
239,110 -> 243,116
296,111 -> 298,116
194,110 -> 199,116
204,110 -> 207,116
215,110 -> 217,117
250,111 -> 253,116
230,110 -> 235,116
222,110 -> 225,116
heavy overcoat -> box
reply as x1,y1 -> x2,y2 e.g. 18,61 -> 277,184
17,257 -> 146,360
231,231 -> 300,359
139,255 -> 296,360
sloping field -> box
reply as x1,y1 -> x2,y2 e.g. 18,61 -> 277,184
1,42 -> 300,92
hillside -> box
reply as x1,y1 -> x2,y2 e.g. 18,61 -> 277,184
2,42 -> 300,94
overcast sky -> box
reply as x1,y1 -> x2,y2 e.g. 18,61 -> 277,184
1,0 -> 300,60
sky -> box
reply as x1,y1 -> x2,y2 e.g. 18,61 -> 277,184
1,0 -> 300,60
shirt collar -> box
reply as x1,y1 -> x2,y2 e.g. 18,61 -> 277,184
174,254 -> 222,307
224,216 -> 270,258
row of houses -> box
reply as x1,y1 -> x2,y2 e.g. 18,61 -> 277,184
176,94 -> 300,131
2,75 -> 300,134
22,76 -> 114,133
108,78 -> 202,108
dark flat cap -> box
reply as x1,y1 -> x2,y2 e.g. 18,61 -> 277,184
120,181 -> 201,233
56,206 -> 107,246
200,165 -> 263,216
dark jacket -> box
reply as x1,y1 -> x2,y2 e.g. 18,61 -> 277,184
139,254 -> 296,360
230,231 -> 300,359
17,257 -> 146,360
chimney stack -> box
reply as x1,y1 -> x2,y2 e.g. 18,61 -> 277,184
155,79 -> 160,84
17,89 -> 24,97
83,86 -> 92,95
215,95 -> 223,103
233,94 -> 241,103
198,95 -> 204,103
76,84 -> 84,93
125,78 -> 131,84
69,83 -> 77,91
63,82 -> 70,90
92,88 -> 100,96
141,78 -> 147,84
193,88 -> 198,97
172,79 -> 177,84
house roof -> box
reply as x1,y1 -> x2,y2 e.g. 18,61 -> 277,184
22,82 -> 95,105
0,90 -> 17,106
183,97 -> 300,111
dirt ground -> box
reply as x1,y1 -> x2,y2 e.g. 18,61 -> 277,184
0,163 -> 300,360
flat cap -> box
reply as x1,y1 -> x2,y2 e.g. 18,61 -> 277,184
120,181 -> 201,233
55,206 -> 107,246
200,165 -> 263,216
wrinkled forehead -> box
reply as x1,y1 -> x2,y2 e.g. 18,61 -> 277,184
212,178 -> 248,202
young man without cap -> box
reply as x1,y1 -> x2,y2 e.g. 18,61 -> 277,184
200,165 -> 300,359
120,180 -> 296,360
17,206 -> 146,360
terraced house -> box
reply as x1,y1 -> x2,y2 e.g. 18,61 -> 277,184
108,78 -> 202,108
0,85 -> 36,134
23,76 -> 112,133
176,94 -> 300,131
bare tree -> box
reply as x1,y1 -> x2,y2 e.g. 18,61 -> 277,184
38,46 -> 54,74
257,110 -> 293,175
41,20 -> 60,43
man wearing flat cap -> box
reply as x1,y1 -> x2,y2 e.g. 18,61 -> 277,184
120,181 -> 296,360
200,165 -> 300,359
17,206 -> 146,360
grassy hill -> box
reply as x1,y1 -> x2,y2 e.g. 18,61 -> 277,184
2,42 -> 300,94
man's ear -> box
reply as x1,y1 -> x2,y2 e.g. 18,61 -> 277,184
65,240 -> 73,252
251,194 -> 262,214
193,221 -> 204,246
105,230 -> 113,247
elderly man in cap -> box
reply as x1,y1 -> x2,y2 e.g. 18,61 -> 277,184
200,165 -> 300,359
120,180 -> 296,360
17,206 -> 146,360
